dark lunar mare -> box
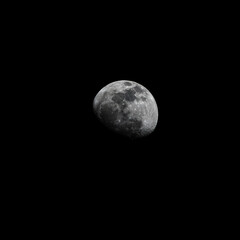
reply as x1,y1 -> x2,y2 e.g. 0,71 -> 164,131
124,82 -> 132,86
99,103 -> 119,127
133,85 -> 143,93
111,92 -> 125,105
112,89 -> 137,103
123,89 -> 136,102
116,118 -> 143,137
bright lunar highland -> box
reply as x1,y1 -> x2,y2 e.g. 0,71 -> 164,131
93,80 -> 158,138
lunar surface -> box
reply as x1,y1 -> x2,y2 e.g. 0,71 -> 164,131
93,80 -> 158,138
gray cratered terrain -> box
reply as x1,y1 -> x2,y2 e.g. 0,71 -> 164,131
93,80 -> 158,138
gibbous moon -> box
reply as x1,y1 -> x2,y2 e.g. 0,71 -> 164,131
93,80 -> 158,138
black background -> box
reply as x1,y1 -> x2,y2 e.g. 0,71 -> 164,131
30,10 -> 209,177
9,3 -> 225,234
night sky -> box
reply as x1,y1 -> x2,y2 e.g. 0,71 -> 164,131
16,4 -> 220,231
36,48 -> 206,199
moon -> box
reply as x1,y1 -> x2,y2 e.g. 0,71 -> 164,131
93,80 -> 158,138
